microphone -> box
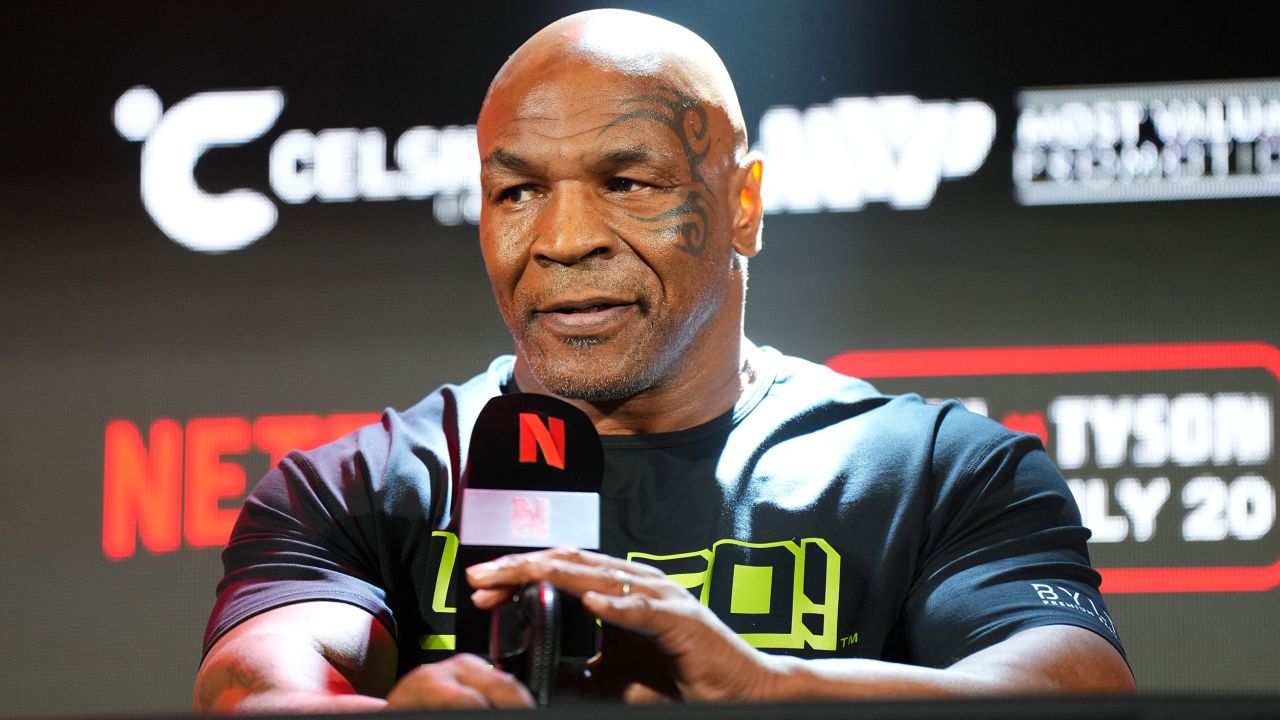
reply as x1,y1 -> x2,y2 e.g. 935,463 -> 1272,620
456,393 -> 604,705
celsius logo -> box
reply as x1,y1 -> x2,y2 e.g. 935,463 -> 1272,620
114,86 -> 285,253
113,85 -> 481,254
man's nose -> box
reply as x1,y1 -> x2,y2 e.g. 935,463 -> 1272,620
530,182 -> 617,266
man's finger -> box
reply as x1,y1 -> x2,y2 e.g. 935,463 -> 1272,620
386,658 -> 493,709
430,684 -> 491,710
470,587 -> 515,610
467,553 -> 657,600
468,548 -> 662,581
582,590 -> 681,635
623,682 -> 676,705
452,659 -> 536,709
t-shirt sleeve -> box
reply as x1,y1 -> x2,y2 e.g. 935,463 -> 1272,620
201,441 -> 394,657
901,407 -> 1126,668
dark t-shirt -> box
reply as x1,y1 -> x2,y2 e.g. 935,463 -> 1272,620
204,349 -> 1124,676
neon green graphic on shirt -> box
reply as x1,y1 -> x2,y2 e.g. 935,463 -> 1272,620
419,533 -> 842,653
730,564 -> 774,614
628,547 -> 714,600
630,538 -> 841,651
420,530 -> 458,651
430,530 -> 458,614
420,633 -> 456,651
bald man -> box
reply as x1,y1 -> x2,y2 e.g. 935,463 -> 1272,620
195,10 -> 1134,711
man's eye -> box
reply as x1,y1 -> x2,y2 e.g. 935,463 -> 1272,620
499,185 -> 538,204
605,177 -> 648,193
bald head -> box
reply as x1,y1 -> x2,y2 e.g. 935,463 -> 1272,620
481,9 -> 748,158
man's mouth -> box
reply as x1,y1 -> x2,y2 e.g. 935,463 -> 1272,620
556,304 -> 618,313
534,297 -> 639,335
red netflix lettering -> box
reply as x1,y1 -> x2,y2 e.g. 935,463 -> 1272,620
252,413 -> 381,467
102,419 -> 182,561
101,411 -> 382,559
518,413 -> 566,469
253,415 -> 326,467
326,413 -> 382,441
184,417 -> 251,548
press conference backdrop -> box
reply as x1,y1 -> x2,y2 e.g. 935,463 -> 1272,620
3,1 -> 1278,715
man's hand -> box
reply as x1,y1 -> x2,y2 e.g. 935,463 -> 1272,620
466,547 -> 779,703
386,654 -> 535,709
466,547 -> 1136,703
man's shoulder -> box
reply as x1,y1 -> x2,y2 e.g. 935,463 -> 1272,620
767,350 -> 883,404
754,348 -> 1028,461
754,348 -> 935,429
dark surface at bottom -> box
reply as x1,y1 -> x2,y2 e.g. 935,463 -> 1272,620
36,695 -> 1280,720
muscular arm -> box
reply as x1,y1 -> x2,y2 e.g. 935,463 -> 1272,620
195,600 -> 536,712
194,601 -> 396,713
760,625 -> 1135,700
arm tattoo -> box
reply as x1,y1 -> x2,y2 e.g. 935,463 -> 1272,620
198,655 -> 272,710
599,87 -> 715,257
229,658 -> 272,694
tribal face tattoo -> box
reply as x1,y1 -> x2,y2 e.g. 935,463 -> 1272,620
599,86 -> 715,257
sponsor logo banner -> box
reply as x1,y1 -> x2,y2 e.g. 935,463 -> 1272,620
114,87 -> 996,253
1014,78 -> 1280,206
828,342 -> 1279,593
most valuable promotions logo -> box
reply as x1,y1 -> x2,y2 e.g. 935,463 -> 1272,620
113,86 -> 996,253
828,342 -> 1279,593
1013,78 -> 1280,206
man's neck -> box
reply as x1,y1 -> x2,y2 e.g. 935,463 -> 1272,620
512,337 -> 760,436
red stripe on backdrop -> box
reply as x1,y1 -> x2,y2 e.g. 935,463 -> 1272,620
826,342 -> 1280,381
1101,561 -> 1280,594
826,342 -> 1280,594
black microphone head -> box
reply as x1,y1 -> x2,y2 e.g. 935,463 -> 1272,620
456,393 -> 604,664
464,393 -> 603,494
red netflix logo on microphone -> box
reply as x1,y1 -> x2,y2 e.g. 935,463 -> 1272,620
518,413 -> 565,469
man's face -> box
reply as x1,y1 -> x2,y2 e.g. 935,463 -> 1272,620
478,63 -> 740,401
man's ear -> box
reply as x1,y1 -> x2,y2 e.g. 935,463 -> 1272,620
730,151 -> 764,258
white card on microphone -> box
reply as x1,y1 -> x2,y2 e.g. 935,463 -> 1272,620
459,488 -> 600,549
